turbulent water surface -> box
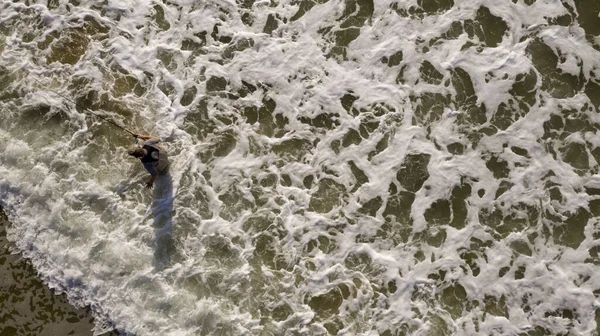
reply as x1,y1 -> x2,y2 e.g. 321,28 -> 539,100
1,0 -> 600,335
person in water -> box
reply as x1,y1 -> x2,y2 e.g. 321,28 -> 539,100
127,134 -> 170,189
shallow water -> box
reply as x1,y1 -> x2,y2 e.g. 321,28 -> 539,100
0,208 -> 120,335
1,0 -> 600,335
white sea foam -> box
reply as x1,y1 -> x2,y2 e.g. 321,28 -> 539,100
1,0 -> 600,335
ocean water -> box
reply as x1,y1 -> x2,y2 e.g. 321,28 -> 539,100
0,208 -> 121,336
0,0 -> 599,335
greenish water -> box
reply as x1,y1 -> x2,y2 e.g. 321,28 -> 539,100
0,0 -> 599,335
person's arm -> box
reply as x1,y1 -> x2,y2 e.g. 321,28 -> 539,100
146,175 -> 157,189
134,134 -> 160,145
142,162 -> 159,189
134,134 -> 157,140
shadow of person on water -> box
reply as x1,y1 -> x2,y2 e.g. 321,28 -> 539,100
150,172 -> 175,271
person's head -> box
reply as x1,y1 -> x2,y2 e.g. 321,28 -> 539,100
127,145 -> 145,158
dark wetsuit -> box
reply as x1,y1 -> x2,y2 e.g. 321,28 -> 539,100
140,139 -> 169,176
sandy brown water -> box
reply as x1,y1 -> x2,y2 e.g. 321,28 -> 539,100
0,208 -> 119,336
1,0 -> 600,334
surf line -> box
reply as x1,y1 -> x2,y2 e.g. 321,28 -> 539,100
29,75 -> 137,137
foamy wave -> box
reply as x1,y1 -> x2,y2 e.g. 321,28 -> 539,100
1,0 -> 600,335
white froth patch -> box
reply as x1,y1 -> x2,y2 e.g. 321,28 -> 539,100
3,140 -> 32,166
